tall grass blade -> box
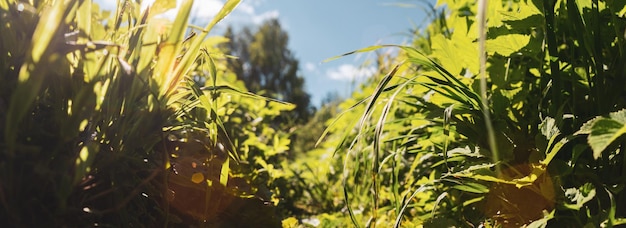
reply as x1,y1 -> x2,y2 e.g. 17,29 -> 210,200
393,185 -> 435,228
430,192 -> 448,220
5,0 -> 77,155
199,85 -> 295,108
343,176 -> 360,228
443,105 -> 453,171
366,64 -> 404,226
156,0 -> 194,96
315,93 -> 370,148
166,0 -> 241,96
477,0 -> 500,174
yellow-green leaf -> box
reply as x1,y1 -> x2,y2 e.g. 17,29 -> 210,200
486,34 -> 530,56
220,158 -> 229,186
150,0 -> 177,17
588,118 -> 626,159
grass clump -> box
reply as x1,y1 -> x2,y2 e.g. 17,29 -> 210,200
0,0 -> 292,226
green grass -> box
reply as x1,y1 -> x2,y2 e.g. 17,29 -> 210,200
0,0 -> 292,226
293,0 -> 626,227
3,0 -> 626,227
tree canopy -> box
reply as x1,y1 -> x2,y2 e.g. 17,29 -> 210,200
222,19 -> 313,124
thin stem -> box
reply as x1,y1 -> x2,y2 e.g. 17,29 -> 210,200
477,0 -> 500,175
543,0 -> 561,115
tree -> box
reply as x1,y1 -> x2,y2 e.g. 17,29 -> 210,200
222,19 -> 313,124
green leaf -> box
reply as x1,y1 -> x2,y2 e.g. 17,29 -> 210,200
156,0 -> 194,96
167,0 -> 240,96
451,182 -> 490,194
323,45 -> 388,63
431,33 -> 478,75
575,109 -> 626,159
220,158 -> 229,187
499,0 -> 542,23
540,117 -> 560,140
150,0 -> 177,17
575,115 -> 603,135
563,183 -> 596,210
588,118 -> 626,159
609,109 -> 626,123
486,34 -> 531,56
524,210 -> 555,228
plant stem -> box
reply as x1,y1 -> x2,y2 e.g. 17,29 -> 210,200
477,0 -> 500,175
543,0 -> 561,115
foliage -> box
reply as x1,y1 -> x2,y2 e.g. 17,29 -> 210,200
222,19 -> 314,125
0,0 -> 293,226
287,0 -> 626,227
4,0 -> 626,227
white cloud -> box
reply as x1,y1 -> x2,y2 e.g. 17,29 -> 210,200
138,0 -> 223,20
304,62 -> 317,72
251,10 -> 280,24
327,64 -> 376,81
136,0 -> 278,26
190,0 -> 224,21
237,2 -> 255,15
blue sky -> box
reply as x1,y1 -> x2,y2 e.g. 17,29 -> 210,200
98,0 -> 434,106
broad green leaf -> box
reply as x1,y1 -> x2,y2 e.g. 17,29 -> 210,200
609,109 -> 626,123
499,0 -> 542,22
431,33 -> 478,75
588,118 -> 626,159
575,109 -> 626,159
540,117 -> 560,139
486,34 -> 530,56
563,183 -> 596,210
575,115 -> 603,135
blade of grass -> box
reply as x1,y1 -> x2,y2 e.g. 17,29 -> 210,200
199,85 -> 295,108
370,65 -> 411,226
442,104 -> 453,171
5,0 -> 77,155
165,0 -> 241,96
393,184 -> 435,228
477,0 -> 500,175
156,0 -> 194,96
430,192 -> 448,220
